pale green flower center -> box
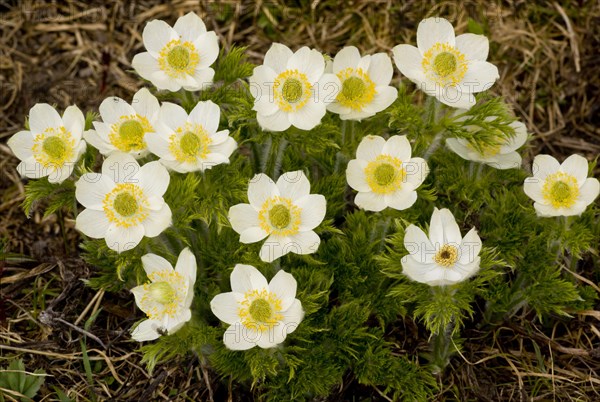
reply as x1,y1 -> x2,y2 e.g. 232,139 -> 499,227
167,46 -> 191,70
341,76 -> 366,101
433,51 -> 457,77
434,244 -> 459,267
373,163 -> 396,186
118,120 -> 145,149
249,298 -> 273,322
542,172 -> 579,209
269,204 -> 291,229
42,136 -> 67,160
550,181 -> 572,203
148,281 -> 176,304
282,78 -> 303,103
179,131 -> 201,157
113,192 -> 138,217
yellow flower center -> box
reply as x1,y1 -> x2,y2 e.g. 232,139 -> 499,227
364,155 -> 405,194
169,124 -> 212,163
102,183 -> 149,227
238,289 -> 283,332
422,43 -> 467,86
335,68 -> 376,110
258,196 -> 302,236
140,270 -> 186,319
434,244 -> 459,267
109,115 -> 153,152
542,172 -> 579,209
158,39 -> 200,78
274,70 -> 311,112
32,127 -> 76,168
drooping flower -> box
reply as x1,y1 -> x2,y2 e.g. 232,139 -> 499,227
249,43 -> 340,131
131,248 -> 197,341
392,17 -> 499,109
8,103 -> 86,183
346,135 -> 429,212
446,119 -> 528,169
146,100 -> 237,173
228,171 -> 326,262
327,46 -> 398,120
402,208 -> 482,286
131,12 -> 219,92
210,264 -> 304,350
75,152 -> 172,253
523,154 -> 599,217
84,88 -> 160,159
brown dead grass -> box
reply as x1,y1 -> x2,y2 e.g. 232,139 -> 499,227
1,1 -> 599,400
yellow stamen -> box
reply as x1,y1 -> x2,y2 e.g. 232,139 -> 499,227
108,115 -> 153,152
158,39 -> 200,78
258,196 -> 302,236
273,70 -> 312,112
238,289 -> 283,332
335,68 -> 376,110
364,155 -> 405,194
169,123 -> 212,163
542,172 -> 579,209
32,127 -> 76,168
102,183 -> 149,227
139,270 -> 186,319
434,244 -> 459,267
422,43 -> 467,86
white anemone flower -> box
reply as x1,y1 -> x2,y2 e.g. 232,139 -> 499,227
249,43 -> 340,131
132,12 -> 219,92
446,119 -> 528,169
75,152 -> 172,253
84,88 -> 160,159
228,171 -> 326,262
524,154 -> 599,217
402,208 -> 482,286
210,264 -> 304,350
327,46 -> 398,120
346,135 -> 429,212
392,17 -> 499,109
8,103 -> 86,183
146,100 -> 237,173
131,247 -> 197,341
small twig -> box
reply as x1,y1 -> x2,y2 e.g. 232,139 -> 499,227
53,316 -> 107,349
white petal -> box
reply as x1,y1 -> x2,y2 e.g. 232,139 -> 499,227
263,43 -> 294,74
288,47 -> 325,84
75,173 -> 115,210
230,264 -> 268,293
523,179 -> 544,203
362,86 -> 398,114
145,132 -> 173,160
175,247 -> 197,285
17,159 -> 46,179
487,152 -> 522,170
209,136 -> 237,160
194,31 -> 219,69
7,131 -> 33,160
228,203 -> 263,240
150,70 -> 183,92
47,164 -> 76,184
455,33 -> 489,61
277,171 -> 310,201
269,270 -> 297,310
188,67 -> 215,90
84,130 -> 114,155
257,109 -> 292,132
354,191 -> 387,211
99,96 -> 135,122
241,227 -> 269,244
438,208 -> 462,246
75,209 -> 111,238
356,135 -> 385,161
459,61 -> 499,93
560,154 -> 589,184
439,86 -> 476,109
446,138 -> 473,161
505,121 -> 528,151
403,224 -> 435,264
29,103 -> 62,134
288,231 -> 321,255
105,224 -> 145,253
346,159 -> 370,192
164,309 -> 191,334
401,254 -> 438,285
259,236 -> 291,262
131,52 -> 160,82
143,19 -> 178,56
332,46 -> 361,73
417,17 -> 455,52
210,292 -> 242,324
288,101 -> 326,130
327,101 -> 352,116
223,323 -> 257,350
281,299 -> 304,334
132,88 -> 160,122
141,253 -> 173,276
131,319 -> 161,342
459,228 -> 481,265
189,101 -> 220,133
248,173 -> 279,209
137,160 -> 170,196
392,44 -> 423,79
533,202 -> 560,217
159,102 -> 188,130
367,53 -> 394,86
250,67 -> 279,115
257,326 -> 287,349
429,208 -> 453,247
385,190 -> 417,211
296,194 -> 326,231
382,135 -> 411,161
62,106 -> 85,140
578,178 -> 600,206
173,12 -> 207,42
316,73 -> 341,105
142,204 -> 172,237
452,259 -> 481,283
531,154 -> 560,180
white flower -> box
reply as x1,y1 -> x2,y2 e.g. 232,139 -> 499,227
524,154 -> 599,217
131,248 -> 196,341
327,46 -> 398,120
249,43 -> 340,131
131,12 -> 218,92
75,152 -> 172,253
346,135 -> 429,212
402,208 -> 482,286
84,88 -> 160,159
8,103 -> 86,183
392,17 -> 499,109
446,119 -> 528,169
228,171 -> 326,262
146,101 -> 237,173
210,264 -> 304,350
